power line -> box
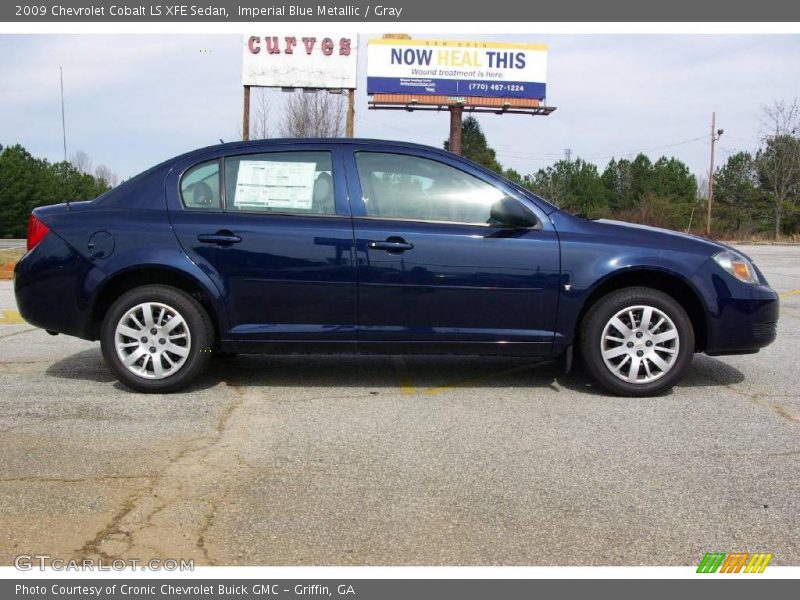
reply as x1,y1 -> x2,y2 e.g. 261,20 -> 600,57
581,135 -> 708,161
722,133 -> 761,145
357,113 -> 718,167
475,135 -> 708,164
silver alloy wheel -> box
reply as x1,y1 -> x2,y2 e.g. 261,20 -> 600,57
114,302 -> 191,380
600,304 -> 680,384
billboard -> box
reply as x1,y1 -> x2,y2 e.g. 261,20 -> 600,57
367,38 -> 547,100
242,34 -> 358,89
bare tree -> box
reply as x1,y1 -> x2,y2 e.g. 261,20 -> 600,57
756,100 -> 800,239
759,99 -> 800,137
94,164 -> 119,187
250,88 -> 272,140
696,174 -> 709,200
279,90 -> 345,138
69,149 -> 92,174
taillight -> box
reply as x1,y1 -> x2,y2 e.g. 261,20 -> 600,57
27,214 -> 50,251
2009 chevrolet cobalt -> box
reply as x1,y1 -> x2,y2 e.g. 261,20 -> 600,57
14,139 -> 779,395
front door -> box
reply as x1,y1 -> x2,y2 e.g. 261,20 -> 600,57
346,149 -> 561,355
167,146 -> 357,347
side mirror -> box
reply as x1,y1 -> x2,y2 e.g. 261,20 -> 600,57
489,197 -> 539,229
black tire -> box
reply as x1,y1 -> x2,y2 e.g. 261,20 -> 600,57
100,285 -> 214,393
579,287 -> 695,397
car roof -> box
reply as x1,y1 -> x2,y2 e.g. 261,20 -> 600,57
183,137 -> 445,157
119,138 -> 438,188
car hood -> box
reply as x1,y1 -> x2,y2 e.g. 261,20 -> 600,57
590,218 -> 737,257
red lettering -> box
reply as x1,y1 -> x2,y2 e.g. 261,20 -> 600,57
250,35 -> 348,57
265,36 -> 280,54
302,37 -> 317,55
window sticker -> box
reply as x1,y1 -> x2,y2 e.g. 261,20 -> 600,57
233,160 -> 317,210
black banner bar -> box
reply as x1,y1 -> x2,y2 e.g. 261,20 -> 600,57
4,579 -> 800,600
3,0 -> 800,23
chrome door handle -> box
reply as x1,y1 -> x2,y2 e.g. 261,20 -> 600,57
197,232 -> 242,245
368,239 -> 414,253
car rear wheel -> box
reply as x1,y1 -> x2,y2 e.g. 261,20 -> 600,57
100,285 -> 214,393
579,287 -> 695,397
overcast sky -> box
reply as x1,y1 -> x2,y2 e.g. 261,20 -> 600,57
0,34 -> 798,182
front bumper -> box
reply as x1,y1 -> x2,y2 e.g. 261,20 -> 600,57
704,292 -> 779,355
693,259 -> 779,356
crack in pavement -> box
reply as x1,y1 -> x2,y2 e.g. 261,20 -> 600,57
196,498 -> 219,565
770,403 -> 800,424
0,360 -> 49,365
0,327 -> 37,340
0,475 -> 151,484
706,372 -> 800,427
71,381 -> 258,564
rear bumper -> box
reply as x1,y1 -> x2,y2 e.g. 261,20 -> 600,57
694,259 -> 779,356
14,233 -> 102,340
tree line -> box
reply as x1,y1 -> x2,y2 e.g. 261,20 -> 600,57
0,144 -> 113,238
3,98 -> 797,240
451,101 -> 800,240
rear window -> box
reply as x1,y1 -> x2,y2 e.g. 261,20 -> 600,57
180,160 -> 221,210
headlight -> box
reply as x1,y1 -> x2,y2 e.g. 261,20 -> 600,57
713,250 -> 759,284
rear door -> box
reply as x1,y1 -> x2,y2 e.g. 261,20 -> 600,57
166,144 -> 357,348
344,147 -> 561,355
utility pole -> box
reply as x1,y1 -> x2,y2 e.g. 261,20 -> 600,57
60,67 -> 67,162
706,112 -> 724,237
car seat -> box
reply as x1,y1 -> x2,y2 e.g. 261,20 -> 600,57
312,172 -> 334,214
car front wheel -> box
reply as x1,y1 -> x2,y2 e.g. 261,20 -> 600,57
100,285 -> 214,393
580,287 -> 695,397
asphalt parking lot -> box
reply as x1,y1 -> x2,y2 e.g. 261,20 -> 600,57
0,245 -> 798,566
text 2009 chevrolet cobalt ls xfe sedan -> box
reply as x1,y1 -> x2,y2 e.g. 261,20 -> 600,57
15,139 -> 779,395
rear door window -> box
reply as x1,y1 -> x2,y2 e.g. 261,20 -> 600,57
180,160 -> 222,209
224,151 -> 335,215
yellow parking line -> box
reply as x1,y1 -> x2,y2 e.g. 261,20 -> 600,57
0,310 -> 25,325
392,356 -> 417,395
779,288 -> 800,298
423,363 -> 537,396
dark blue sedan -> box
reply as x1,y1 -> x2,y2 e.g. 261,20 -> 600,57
14,139 -> 779,395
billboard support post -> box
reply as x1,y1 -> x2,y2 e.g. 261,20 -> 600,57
347,89 -> 355,137
242,85 -> 251,141
449,105 -> 463,155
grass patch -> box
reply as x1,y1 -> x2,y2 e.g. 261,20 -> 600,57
0,248 -> 24,280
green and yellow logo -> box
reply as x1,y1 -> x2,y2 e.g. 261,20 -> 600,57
697,552 -> 773,573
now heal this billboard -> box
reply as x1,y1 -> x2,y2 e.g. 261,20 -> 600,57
367,38 -> 548,100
